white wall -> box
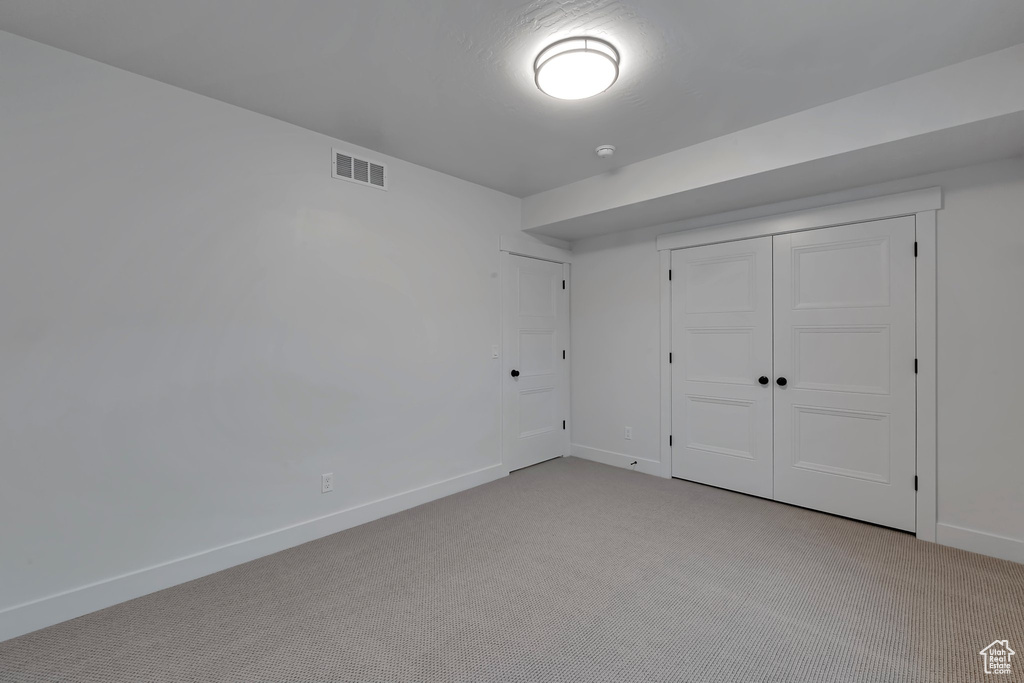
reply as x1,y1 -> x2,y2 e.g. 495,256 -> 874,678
570,157 -> 1024,561
0,31 -> 539,639
570,231 -> 663,476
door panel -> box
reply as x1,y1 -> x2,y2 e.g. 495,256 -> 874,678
684,253 -> 758,313
672,237 -> 774,498
684,327 -> 757,385
684,395 -> 758,460
502,254 -> 569,471
791,237 -> 890,309
791,326 -> 891,393
517,387 -> 557,439
790,405 -> 891,482
773,217 -> 916,531
519,330 -> 556,376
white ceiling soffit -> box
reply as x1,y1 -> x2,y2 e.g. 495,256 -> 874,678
522,44 -> 1024,241
2,1 -> 1024,198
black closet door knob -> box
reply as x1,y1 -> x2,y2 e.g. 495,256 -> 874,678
776,377 -> 788,387
758,376 -> 769,385
510,369 -> 520,378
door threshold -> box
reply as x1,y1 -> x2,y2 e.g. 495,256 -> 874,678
509,455 -> 563,473
670,476 -> 916,536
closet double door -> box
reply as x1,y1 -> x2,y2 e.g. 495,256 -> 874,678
671,217 -> 917,531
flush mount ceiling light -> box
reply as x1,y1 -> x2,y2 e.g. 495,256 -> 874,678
534,37 -> 620,100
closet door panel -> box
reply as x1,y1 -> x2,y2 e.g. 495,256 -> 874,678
671,237 -> 774,498
773,217 -> 917,531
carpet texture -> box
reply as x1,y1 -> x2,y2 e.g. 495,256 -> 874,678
1,457 -> 1022,682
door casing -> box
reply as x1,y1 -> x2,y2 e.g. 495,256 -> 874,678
657,188 -> 940,542
499,237 -> 572,473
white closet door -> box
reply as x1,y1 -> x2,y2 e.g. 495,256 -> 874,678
772,217 -> 917,531
502,253 -> 569,472
671,237 -> 774,498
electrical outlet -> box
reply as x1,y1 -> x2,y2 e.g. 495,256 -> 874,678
624,426 -> 633,440
321,473 -> 334,494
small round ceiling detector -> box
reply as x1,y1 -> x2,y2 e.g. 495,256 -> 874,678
596,145 -> 616,159
534,37 -> 620,100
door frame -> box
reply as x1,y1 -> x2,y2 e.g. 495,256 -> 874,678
656,187 -> 941,543
499,236 -> 573,474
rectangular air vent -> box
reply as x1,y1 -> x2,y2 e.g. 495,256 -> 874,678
332,148 -> 387,190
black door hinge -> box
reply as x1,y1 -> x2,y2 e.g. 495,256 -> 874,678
669,352 -> 673,364
562,279 -> 566,290
914,358 -> 918,374
562,420 -> 566,430
669,269 -> 672,281
669,435 -> 673,447
914,242 -> 918,257
563,349 -> 566,360
914,475 -> 918,491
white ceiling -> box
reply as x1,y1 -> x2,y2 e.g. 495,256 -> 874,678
3,1 -> 1024,197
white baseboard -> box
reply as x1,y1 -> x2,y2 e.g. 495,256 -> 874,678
0,464 -> 506,643
571,444 -> 662,477
936,523 -> 1024,564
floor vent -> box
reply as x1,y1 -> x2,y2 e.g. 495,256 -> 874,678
332,148 -> 387,190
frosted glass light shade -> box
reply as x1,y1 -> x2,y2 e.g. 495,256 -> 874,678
534,37 -> 619,100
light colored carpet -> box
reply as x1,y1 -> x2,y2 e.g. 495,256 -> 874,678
1,457 -> 1022,682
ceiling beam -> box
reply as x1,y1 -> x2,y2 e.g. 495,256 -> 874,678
523,43 -> 1024,241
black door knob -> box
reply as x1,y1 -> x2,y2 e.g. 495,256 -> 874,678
776,377 -> 787,387
758,376 -> 769,385
510,369 -> 520,378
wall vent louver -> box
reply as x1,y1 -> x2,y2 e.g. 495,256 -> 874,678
332,148 -> 387,190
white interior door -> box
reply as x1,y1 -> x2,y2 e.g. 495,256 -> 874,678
501,253 -> 569,472
772,217 -> 917,531
671,237 -> 774,498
